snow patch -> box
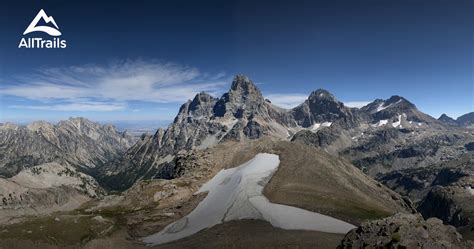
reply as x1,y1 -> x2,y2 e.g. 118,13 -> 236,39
376,103 -> 386,112
322,122 -> 332,127
375,99 -> 402,113
392,115 -> 402,128
142,153 -> 355,246
466,186 -> 474,196
311,123 -> 321,131
371,120 -> 388,127
310,122 -> 332,132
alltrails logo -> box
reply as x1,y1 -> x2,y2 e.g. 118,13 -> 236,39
18,9 -> 67,48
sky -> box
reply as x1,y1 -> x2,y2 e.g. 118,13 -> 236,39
0,0 -> 472,126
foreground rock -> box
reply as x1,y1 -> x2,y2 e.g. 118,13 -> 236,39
338,213 -> 474,249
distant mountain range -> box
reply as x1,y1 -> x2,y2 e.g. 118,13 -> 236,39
438,112 -> 474,127
0,75 -> 472,248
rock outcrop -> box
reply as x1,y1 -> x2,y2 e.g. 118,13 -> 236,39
338,213 -> 474,249
418,186 -> 470,227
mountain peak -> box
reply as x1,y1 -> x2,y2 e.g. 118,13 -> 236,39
385,95 -> 412,106
26,120 -> 54,132
362,95 -> 416,115
308,89 -> 337,101
438,113 -> 458,126
292,88 -> 355,127
229,74 -> 261,96
213,75 -> 265,117
0,122 -> 21,131
439,113 -> 453,120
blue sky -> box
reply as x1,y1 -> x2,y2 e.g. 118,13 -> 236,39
0,0 -> 472,125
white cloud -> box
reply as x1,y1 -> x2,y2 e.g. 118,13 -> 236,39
265,94 -> 307,109
1,60 -> 229,105
10,101 -> 126,112
344,101 -> 371,108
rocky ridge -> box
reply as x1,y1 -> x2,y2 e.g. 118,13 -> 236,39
0,117 -> 133,177
339,213 -> 474,249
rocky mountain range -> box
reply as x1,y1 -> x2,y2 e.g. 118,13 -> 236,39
0,74 -> 472,248
0,117 -> 133,176
439,112 -> 474,128
97,75 -> 473,191
0,117 -> 133,220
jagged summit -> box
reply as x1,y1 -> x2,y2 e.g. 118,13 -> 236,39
308,89 -> 337,101
362,95 -> 415,114
359,95 -> 438,125
438,113 -> 458,126
385,95 -> 416,108
26,120 -> 54,132
439,113 -> 453,119
292,88 -> 356,127
230,74 -> 256,89
213,74 -> 266,118
174,92 -> 218,123
0,117 -> 134,178
0,122 -> 21,130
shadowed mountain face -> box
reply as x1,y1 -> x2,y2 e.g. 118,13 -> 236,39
439,113 -> 459,126
94,75 -> 473,191
291,89 -> 363,129
361,95 -> 438,124
457,112 -> 474,127
438,112 -> 474,128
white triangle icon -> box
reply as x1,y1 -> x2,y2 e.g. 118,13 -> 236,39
23,9 -> 61,36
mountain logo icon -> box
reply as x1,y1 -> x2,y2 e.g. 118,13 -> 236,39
23,9 -> 61,36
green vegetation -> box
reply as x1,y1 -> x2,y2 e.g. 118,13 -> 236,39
391,232 -> 401,242
302,194 -> 393,223
0,214 -> 115,247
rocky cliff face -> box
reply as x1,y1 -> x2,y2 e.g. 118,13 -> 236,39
361,95 -> 438,125
418,186 -> 471,227
0,118 -> 131,218
339,213 -> 474,249
377,156 -> 474,240
457,112 -> 474,127
291,89 -> 360,128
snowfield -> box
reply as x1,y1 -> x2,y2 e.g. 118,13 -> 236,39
467,186 -> 474,196
142,153 -> 356,246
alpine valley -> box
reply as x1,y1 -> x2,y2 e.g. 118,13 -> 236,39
0,75 -> 473,249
